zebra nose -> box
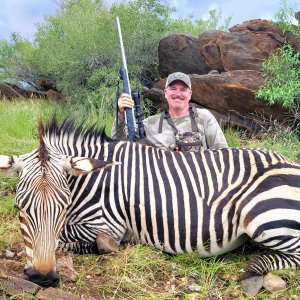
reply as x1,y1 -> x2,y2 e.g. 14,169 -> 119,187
24,267 -> 59,287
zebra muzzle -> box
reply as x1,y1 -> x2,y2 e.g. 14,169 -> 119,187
24,266 -> 59,287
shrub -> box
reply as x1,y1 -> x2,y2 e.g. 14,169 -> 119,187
256,44 -> 300,110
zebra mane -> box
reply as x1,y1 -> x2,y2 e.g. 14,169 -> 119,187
39,114 -> 113,155
38,119 -> 50,165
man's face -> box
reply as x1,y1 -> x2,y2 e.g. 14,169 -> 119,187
164,80 -> 192,112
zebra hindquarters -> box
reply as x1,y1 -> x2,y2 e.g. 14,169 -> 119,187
241,223 -> 300,279
238,182 -> 300,295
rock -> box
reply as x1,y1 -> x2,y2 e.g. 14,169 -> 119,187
45,89 -> 67,104
142,87 -> 165,110
0,82 -> 46,100
229,19 -> 300,51
229,19 -> 281,32
188,284 -> 201,292
0,83 -> 25,100
56,252 -> 79,283
5,250 -> 15,259
198,20 -> 299,73
199,27 -> 285,72
0,273 -> 41,298
263,273 -> 286,292
36,287 -> 80,300
38,76 -> 57,91
240,275 -> 264,296
189,71 -> 288,123
158,33 -> 210,77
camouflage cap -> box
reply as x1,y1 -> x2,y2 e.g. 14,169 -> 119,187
165,72 -> 191,89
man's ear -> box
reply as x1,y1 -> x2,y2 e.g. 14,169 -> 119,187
0,155 -> 23,176
62,156 -> 122,176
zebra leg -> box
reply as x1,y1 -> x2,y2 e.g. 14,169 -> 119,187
121,228 -> 137,244
240,252 -> 300,296
96,232 -> 120,254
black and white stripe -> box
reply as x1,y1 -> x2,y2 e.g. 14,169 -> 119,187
18,117 -> 300,279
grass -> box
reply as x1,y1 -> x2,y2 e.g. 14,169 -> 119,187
1,99 -> 300,299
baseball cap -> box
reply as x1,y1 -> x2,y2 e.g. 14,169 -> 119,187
165,72 -> 191,89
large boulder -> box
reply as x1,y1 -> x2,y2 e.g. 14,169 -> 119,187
199,19 -> 299,72
199,29 -> 281,71
0,82 -> 66,103
0,83 -> 45,100
229,19 -> 300,51
158,33 -> 210,77
0,83 -> 25,99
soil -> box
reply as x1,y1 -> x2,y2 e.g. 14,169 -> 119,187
0,247 -> 105,300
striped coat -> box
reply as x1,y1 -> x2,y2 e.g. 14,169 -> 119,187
1,116 -> 300,293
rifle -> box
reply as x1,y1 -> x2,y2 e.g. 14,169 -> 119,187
132,90 -> 146,139
116,16 -> 136,141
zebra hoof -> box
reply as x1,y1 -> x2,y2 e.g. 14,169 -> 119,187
96,232 -> 119,254
121,228 -> 137,244
241,275 -> 264,296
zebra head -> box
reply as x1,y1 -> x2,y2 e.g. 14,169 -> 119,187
0,120 -> 117,287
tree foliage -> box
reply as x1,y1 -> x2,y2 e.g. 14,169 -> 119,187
274,0 -> 300,40
0,0 -> 231,110
168,8 -> 232,35
0,34 -> 39,87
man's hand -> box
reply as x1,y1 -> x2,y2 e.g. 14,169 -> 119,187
118,93 -> 135,115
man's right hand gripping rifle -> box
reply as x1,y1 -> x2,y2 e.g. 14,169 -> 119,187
117,93 -> 134,124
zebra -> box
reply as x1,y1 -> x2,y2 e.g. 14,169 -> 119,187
1,115 -> 300,295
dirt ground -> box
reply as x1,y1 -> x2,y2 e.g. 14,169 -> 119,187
0,245 -> 108,300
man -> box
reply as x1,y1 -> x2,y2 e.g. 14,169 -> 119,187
112,72 -> 228,151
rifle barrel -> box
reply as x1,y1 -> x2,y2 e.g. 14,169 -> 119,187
116,16 -> 135,141
116,16 -> 131,95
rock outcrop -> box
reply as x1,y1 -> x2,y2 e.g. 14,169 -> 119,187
0,80 -> 66,104
146,19 -> 300,132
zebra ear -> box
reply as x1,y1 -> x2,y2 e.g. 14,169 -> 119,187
0,155 -> 23,176
62,156 -> 121,176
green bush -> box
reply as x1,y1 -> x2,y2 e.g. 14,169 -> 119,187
256,44 -> 300,110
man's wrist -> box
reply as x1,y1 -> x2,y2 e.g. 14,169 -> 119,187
118,111 -> 125,123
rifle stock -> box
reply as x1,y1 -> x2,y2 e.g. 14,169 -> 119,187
116,16 -> 136,141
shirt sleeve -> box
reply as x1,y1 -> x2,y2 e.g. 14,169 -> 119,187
111,117 -> 127,140
202,110 -> 228,149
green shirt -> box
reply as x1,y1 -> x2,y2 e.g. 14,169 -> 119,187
111,108 -> 228,151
